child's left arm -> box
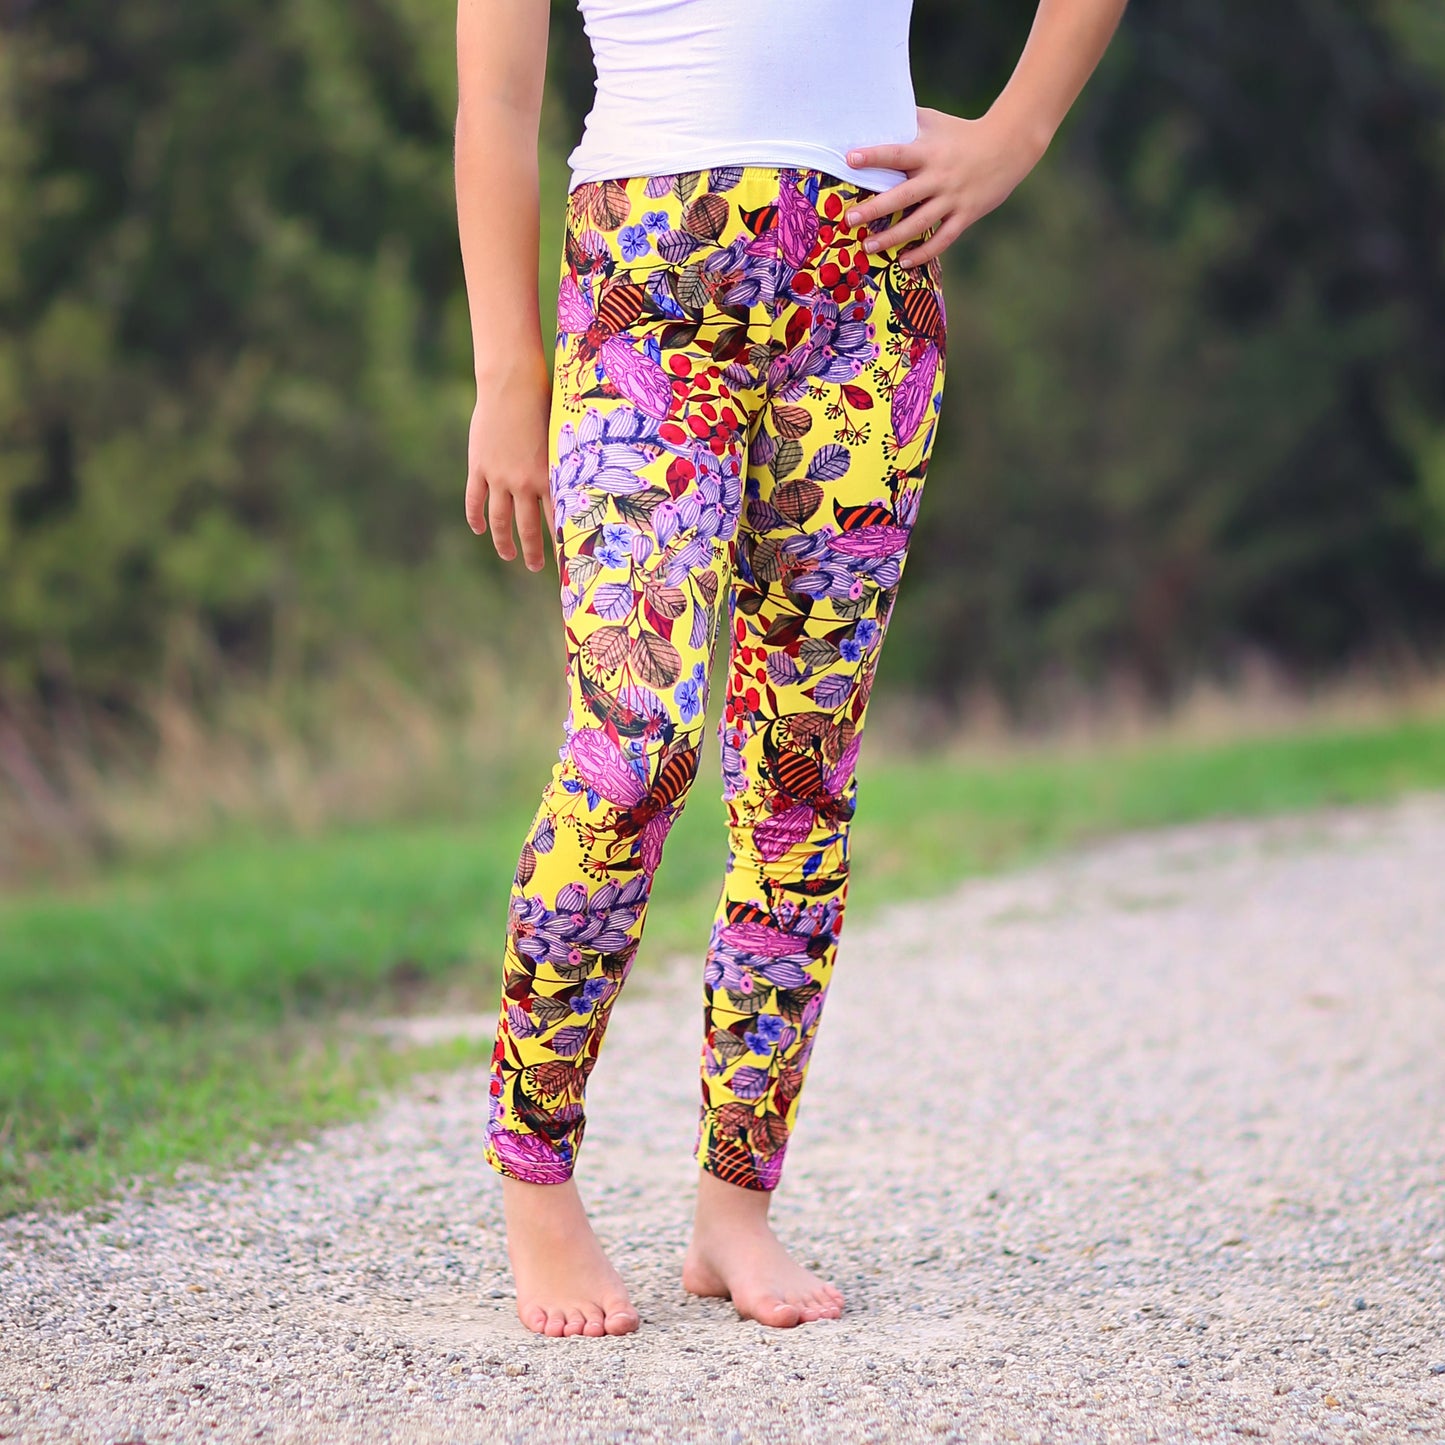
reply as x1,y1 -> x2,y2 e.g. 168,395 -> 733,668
844,0 -> 1131,268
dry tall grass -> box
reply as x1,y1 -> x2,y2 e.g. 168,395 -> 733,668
3,643 -> 1443,890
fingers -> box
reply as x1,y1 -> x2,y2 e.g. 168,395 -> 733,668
514,490 -> 547,572
475,476 -> 551,572
846,141 -> 924,175
843,177 -> 929,230
464,471 -> 488,535
900,213 -> 965,269
860,197 -> 949,257
487,486 -> 517,563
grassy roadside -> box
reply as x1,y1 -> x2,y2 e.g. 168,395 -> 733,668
3,711 -> 1444,1217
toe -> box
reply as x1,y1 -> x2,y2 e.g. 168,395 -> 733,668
562,1307 -> 586,1336
543,1309 -> 567,1338
604,1303 -> 640,1336
519,1303 -> 548,1334
806,1286 -> 842,1318
581,1303 -> 607,1337
755,1296 -> 801,1329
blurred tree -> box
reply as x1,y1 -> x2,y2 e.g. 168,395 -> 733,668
1,0 -> 1442,743
0,0 -> 484,723
891,0 -> 1445,704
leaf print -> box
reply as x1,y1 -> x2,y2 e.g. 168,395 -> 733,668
832,589 -> 873,620
630,631 -> 682,688
769,437 -> 803,481
683,192 -> 729,242
806,444 -> 851,482
710,325 -> 750,364
590,179 -> 631,230
766,650 -> 801,686
614,489 -> 666,527
808,672 -> 854,709
748,536 -> 785,584
567,555 -> 603,595
762,613 -> 807,648
797,636 -> 841,669
592,582 -> 637,621
643,581 -> 687,619
548,1025 -> 589,1058
674,264 -> 711,312
891,342 -> 939,445
688,596 -> 711,650
727,1065 -> 772,1100
491,168 -> 946,1191
752,1111 -> 792,1157
657,228 -> 703,265
713,1101 -> 757,1141
528,1060 -> 586,1099
773,477 -> 824,525
582,624 -> 631,673
530,994 -> 573,1027
772,403 -> 813,440
711,1028 -> 749,1063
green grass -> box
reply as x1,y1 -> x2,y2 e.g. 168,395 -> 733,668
3,711 -> 1443,1216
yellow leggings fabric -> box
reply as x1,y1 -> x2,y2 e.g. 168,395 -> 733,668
485,165 -> 946,1190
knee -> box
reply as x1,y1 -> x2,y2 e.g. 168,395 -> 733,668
567,721 -> 705,869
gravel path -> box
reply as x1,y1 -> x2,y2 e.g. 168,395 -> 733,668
4,795 -> 1445,1445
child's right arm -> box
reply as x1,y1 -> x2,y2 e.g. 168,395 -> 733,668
455,0 -> 553,572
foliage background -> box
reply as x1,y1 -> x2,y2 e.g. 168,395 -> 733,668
2,0 -> 1443,861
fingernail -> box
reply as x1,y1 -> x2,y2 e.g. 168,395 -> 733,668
847,151 -> 862,166
845,209 -> 860,226
863,239 -> 877,252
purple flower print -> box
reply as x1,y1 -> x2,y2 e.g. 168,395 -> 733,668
674,660 -> 708,723
570,974 -> 613,1014
509,876 -> 650,968
743,1013 -> 796,1056
495,168 -> 946,1199
780,529 -> 903,601
596,522 -> 638,568
551,405 -> 662,528
618,223 -> 651,260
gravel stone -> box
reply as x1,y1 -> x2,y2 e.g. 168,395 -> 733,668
3,794 -> 1444,1443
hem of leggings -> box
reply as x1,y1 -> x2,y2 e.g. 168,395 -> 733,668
694,1146 -> 783,1194
484,1139 -> 578,1186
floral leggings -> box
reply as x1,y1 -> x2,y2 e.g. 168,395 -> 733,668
485,165 -> 946,1191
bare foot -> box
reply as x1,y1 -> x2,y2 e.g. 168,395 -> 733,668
682,1169 -> 844,1328
501,1176 -> 640,1337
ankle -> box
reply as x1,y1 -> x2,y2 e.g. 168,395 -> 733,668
693,1167 -> 775,1236
501,1176 -> 588,1237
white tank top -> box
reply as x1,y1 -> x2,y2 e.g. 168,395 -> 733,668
566,0 -> 918,194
